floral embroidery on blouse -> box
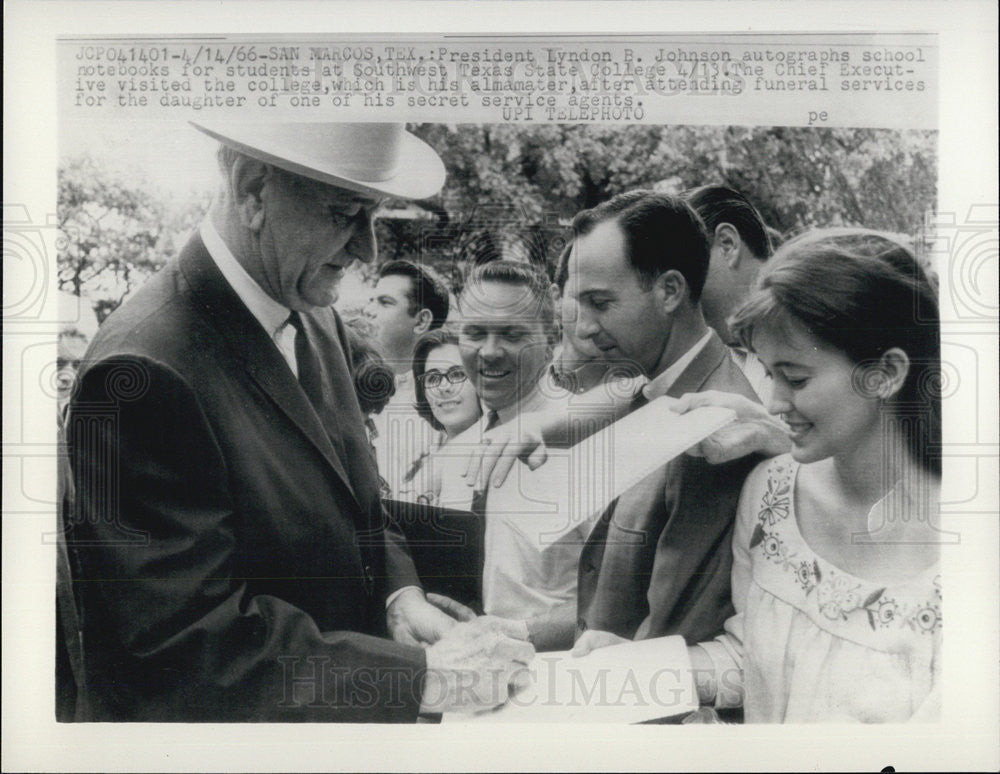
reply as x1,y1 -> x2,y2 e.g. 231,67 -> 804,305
757,475 -> 791,526
749,459 -> 942,635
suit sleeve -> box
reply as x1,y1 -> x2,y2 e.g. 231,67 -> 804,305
67,356 -> 426,722
383,525 -> 422,597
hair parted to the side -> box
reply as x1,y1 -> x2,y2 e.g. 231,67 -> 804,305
377,260 -> 450,329
410,327 -> 479,432
730,227 -> 941,476
570,190 -> 712,299
459,259 -> 557,338
684,184 -> 773,261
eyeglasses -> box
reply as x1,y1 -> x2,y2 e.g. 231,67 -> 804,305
418,366 -> 469,390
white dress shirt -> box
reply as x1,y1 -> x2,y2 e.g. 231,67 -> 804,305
640,328 -> 713,400
730,347 -> 773,405
369,371 -> 440,503
200,221 -> 297,375
471,377 -> 593,621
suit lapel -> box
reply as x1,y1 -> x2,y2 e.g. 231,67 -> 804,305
177,235 -> 361,510
664,332 -> 732,399
656,332 -> 753,579
305,309 -> 387,512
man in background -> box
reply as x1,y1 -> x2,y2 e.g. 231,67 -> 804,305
365,260 -> 450,500
436,261 -> 586,650
684,184 -> 775,401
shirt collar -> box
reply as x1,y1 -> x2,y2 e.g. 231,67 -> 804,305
641,329 -> 714,400
489,374 -> 550,427
200,220 -> 291,337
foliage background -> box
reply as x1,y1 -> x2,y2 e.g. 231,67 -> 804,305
58,124 -> 937,320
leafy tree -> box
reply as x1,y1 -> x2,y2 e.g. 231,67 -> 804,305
394,124 -> 937,290
58,125 -> 937,315
57,155 -> 171,318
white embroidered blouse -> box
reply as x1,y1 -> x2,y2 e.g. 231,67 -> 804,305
700,455 -> 942,722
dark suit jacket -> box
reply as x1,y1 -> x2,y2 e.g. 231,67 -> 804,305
65,233 -> 426,721
577,333 -> 762,644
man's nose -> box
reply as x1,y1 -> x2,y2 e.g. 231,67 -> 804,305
347,210 -> 377,265
480,334 -> 505,359
574,307 -> 600,340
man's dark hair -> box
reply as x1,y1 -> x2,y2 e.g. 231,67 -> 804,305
684,185 -> 773,261
377,260 -> 449,329
459,259 -> 556,336
553,241 -> 573,293
571,190 -> 711,301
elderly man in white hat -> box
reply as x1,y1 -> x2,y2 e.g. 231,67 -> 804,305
63,122 -> 532,722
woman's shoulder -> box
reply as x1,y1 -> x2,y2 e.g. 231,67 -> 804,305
741,453 -> 799,502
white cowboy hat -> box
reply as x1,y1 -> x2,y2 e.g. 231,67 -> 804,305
190,121 -> 445,200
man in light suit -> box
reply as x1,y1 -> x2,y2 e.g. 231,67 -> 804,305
562,191 -> 764,651
64,122 -> 531,722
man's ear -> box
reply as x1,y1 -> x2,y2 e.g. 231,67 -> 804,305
714,222 -> 743,270
543,326 -> 557,361
654,269 -> 688,314
413,308 -> 433,335
230,156 -> 269,232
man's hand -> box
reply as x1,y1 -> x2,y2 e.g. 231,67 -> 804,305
462,413 -> 548,491
671,390 -> 791,464
420,617 -> 535,715
425,592 -> 477,623
386,587 -> 458,647
571,629 -> 630,656
425,595 -> 532,640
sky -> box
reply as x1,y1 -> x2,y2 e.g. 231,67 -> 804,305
60,117 -> 223,203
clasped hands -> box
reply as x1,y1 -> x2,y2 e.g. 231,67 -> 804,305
386,587 -> 533,715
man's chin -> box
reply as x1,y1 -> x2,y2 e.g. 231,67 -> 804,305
299,281 -> 342,309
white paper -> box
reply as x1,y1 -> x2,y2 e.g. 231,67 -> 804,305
487,400 -> 737,546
